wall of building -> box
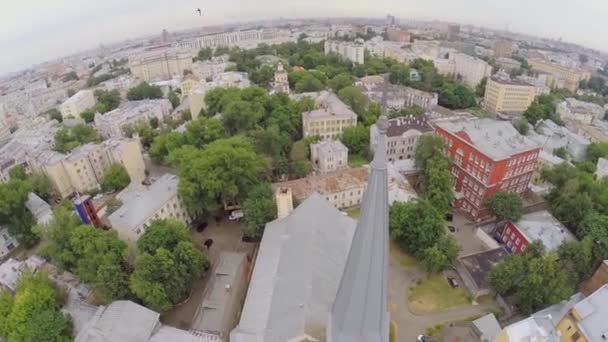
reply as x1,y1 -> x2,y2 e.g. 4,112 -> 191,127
496,222 -> 529,254
484,79 -> 536,114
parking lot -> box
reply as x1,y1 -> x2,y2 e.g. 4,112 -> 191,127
446,210 -> 492,256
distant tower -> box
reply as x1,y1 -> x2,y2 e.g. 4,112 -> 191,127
275,187 -> 293,219
327,79 -> 390,341
273,62 -> 290,94
160,29 -> 170,45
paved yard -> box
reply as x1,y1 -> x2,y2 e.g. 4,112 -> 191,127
447,210 -> 492,256
160,218 -> 256,329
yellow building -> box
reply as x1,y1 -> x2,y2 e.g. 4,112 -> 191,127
32,137 -> 145,198
180,75 -> 200,98
528,59 -> 591,92
483,76 -> 536,114
129,50 -> 193,81
59,90 -> 96,119
301,91 -> 357,139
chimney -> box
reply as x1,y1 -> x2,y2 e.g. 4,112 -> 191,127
275,187 -> 294,219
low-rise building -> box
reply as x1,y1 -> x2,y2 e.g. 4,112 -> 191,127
299,91 -> 358,140
324,40 -> 364,64
528,58 -> 591,92
494,40 -> 513,58
60,90 -> 95,119
108,174 -> 191,244
483,73 -> 536,115
94,99 -> 172,139
191,55 -> 231,81
370,116 -> 433,161
129,49 -> 193,81
310,140 -> 348,174
435,52 -> 492,88
528,119 -> 591,161
364,85 -> 438,111
557,97 -> 605,125
0,256 -> 45,293
455,248 -> 509,298
191,252 -> 249,341
189,72 -> 251,120
494,210 -> 576,254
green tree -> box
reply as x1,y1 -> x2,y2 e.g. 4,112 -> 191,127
181,110 -> 192,122
127,82 -> 163,101
415,135 -> 446,170
0,272 -> 71,342
0,180 -> 37,247
557,238 -> 596,284
328,73 -> 353,92
485,192 -> 523,222
100,163 -> 131,192
94,89 -> 121,113
294,74 -> 324,93
423,156 -> 454,214
171,137 -> 267,217
389,64 -> 410,85
80,109 -> 95,123
29,175 -> 54,201
586,142 -> 608,163
476,77 -> 487,97
389,200 -> 445,256
419,236 -> 460,273
168,90 -> 180,109
196,47 -> 213,61
54,124 -> 98,153
250,65 -> 275,88
242,183 -> 277,240
150,132 -> 187,164
338,86 -> 369,116
63,71 -> 79,82
341,125 -> 369,157
9,165 -> 27,181
137,219 -> 192,254
222,100 -> 263,135
47,108 -> 63,123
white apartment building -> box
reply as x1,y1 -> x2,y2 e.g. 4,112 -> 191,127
191,55 -> 231,81
370,116 -> 434,161
310,140 -> 348,174
0,227 -> 18,259
364,85 -> 438,111
435,52 -> 492,88
324,40 -> 365,64
108,174 -> 191,244
129,49 -> 193,81
189,72 -> 251,119
94,99 -> 172,138
557,98 -> 605,125
299,91 -> 358,140
59,90 -> 96,119
31,137 -> 146,198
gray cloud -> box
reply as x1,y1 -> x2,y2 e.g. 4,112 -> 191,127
1,0 -> 607,73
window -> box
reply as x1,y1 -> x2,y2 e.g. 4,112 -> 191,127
515,238 -> 520,245
506,227 -> 511,235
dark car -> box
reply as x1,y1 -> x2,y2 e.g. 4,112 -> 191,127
448,225 -> 456,233
203,238 -> 214,249
447,276 -> 459,288
196,221 -> 209,232
445,213 -> 454,222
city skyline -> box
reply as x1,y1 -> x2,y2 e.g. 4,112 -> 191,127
1,0 -> 608,74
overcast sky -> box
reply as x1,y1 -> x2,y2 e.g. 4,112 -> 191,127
1,0 -> 607,74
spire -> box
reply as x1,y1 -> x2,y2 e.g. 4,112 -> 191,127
327,76 -> 390,342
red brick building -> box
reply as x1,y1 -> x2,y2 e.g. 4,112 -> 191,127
494,210 -> 576,254
435,119 -> 541,219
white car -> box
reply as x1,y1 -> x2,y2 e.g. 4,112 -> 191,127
417,335 -> 431,342
228,210 -> 244,221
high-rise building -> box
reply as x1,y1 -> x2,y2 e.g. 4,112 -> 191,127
324,40 -> 365,64
528,59 -> 591,92
129,49 -> 192,81
160,29 -> 169,45
484,75 -> 536,114
435,119 -> 541,219
494,40 -> 513,58
59,90 -> 95,119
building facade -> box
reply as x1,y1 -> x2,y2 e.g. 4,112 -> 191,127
60,90 -> 95,119
310,140 -> 348,174
483,76 -> 536,114
94,99 -> 172,138
494,40 -> 513,58
435,52 -> 492,88
370,116 -> 434,161
189,72 -> 251,120
324,40 -> 365,64
435,119 -> 541,219
108,174 -> 191,243
129,50 -> 193,81
528,59 -> 591,92
556,97 -> 605,125
386,27 -> 411,42
301,91 -> 358,139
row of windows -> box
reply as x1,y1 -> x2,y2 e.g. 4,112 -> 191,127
505,164 -> 535,178
508,152 -> 538,167
309,119 -> 354,126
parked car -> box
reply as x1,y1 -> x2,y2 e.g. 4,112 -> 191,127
447,276 -> 459,288
203,238 -> 214,249
448,225 -> 456,233
228,210 -> 244,221
445,213 -> 453,222
417,335 -> 431,342
196,221 -> 208,232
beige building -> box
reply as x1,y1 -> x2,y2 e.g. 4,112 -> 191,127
129,49 -> 193,81
371,116 -> 434,161
529,59 -> 591,92
310,140 -> 348,174
494,40 -> 513,58
386,27 -> 411,42
324,40 -> 365,64
189,72 -> 251,119
300,91 -> 358,139
435,52 -> 492,87
483,75 -> 536,114
108,174 -> 191,244
94,99 -> 172,139
60,90 -> 95,119
32,137 -> 145,198
179,75 -> 200,98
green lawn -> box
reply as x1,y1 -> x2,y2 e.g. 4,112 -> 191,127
346,207 -> 360,218
408,275 -> 471,314
348,154 -> 368,168
390,242 -> 419,269
467,106 -> 492,118
390,321 -> 397,342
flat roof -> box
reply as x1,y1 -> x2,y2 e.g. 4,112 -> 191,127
513,210 -> 576,252
457,248 -> 509,290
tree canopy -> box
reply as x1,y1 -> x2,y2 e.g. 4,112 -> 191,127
485,192 -> 523,222
127,82 -> 163,101
100,163 -> 131,192
242,183 -> 277,240
0,179 -> 37,247
53,124 -> 98,153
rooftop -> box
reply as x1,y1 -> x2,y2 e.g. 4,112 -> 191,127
63,90 -> 93,106
230,193 -> 356,341
311,140 -> 348,155
298,91 -> 357,120
457,248 -> 509,290
513,210 -> 576,252
384,116 -> 434,137
25,192 -> 53,225
436,118 -> 540,160
191,252 -> 247,335
108,174 -> 179,231
573,284 -> 608,341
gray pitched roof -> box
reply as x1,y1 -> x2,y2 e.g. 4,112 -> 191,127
328,114 -> 390,342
